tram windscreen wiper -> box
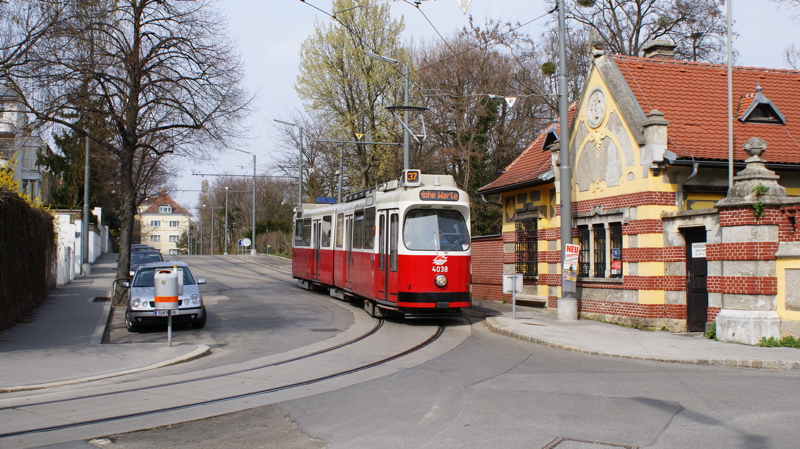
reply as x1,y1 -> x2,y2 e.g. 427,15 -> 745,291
443,238 -> 465,253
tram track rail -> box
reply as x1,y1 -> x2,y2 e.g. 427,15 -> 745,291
0,319 -> 385,412
0,323 -> 446,440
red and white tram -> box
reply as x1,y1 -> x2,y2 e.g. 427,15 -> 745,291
292,170 -> 472,318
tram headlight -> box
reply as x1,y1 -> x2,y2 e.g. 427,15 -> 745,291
435,274 -> 448,287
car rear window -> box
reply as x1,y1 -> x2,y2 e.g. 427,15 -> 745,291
131,252 -> 163,264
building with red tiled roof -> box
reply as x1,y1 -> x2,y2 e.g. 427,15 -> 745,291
613,54 -> 800,165
474,39 -> 800,344
134,189 -> 192,255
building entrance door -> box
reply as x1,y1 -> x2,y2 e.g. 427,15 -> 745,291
683,227 -> 708,332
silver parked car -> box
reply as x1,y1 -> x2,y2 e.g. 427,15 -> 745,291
122,261 -> 207,332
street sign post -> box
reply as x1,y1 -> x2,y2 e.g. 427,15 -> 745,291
503,272 -> 523,320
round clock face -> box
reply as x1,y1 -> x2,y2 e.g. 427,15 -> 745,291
586,88 -> 606,128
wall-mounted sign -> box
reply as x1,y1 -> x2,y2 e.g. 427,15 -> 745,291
419,190 -> 460,201
691,242 -> 706,259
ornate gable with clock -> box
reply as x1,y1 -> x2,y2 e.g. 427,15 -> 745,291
585,87 -> 606,128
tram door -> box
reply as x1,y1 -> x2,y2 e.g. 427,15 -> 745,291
345,215 -> 353,288
388,212 -> 399,300
312,219 -> 322,280
377,210 -> 399,302
683,227 -> 708,332
377,211 -> 389,300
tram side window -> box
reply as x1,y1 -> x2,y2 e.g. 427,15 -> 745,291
353,210 -> 364,249
335,213 -> 344,248
364,207 -> 375,249
294,220 -> 302,246
302,218 -> 312,246
321,216 -> 332,248
390,213 -> 399,271
294,218 -> 312,247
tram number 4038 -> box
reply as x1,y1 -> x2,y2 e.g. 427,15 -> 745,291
432,266 -> 449,273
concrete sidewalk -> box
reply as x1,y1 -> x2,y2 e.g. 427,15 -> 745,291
0,253 -> 208,393
481,302 -> 800,370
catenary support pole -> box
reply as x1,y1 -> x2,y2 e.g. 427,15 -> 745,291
557,0 -> 577,321
252,153 -> 257,255
727,0 -> 734,190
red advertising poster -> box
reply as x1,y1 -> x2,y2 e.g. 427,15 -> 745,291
563,244 -> 579,283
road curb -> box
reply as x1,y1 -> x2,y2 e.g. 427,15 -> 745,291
484,317 -> 800,371
0,344 -> 211,393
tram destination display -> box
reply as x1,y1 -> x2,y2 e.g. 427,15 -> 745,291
419,190 -> 460,201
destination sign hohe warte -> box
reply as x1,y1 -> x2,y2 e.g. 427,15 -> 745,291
419,190 -> 460,201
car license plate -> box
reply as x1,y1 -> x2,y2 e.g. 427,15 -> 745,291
155,310 -> 170,317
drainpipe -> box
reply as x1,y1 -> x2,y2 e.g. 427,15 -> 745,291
677,161 -> 699,211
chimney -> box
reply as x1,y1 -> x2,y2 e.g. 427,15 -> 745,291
157,187 -> 167,196
643,39 -> 676,60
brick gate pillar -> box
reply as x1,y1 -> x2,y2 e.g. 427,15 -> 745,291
713,137 -> 784,345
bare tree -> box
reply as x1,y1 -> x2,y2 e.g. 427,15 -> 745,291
416,19 -> 556,234
768,0 -> 800,67
770,0 -> 800,9
0,1 -> 64,74
7,0 -> 250,283
786,44 -> 800,70
293,0 -> 409,188
550,0 -> 728,62
198,176 -> 294,254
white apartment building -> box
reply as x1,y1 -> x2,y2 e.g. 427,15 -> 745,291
135,189 -> 192,255
0,82 -> 54,203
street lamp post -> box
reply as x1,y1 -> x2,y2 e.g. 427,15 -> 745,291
82,135 -> 91,275
274,119 -> 304,211
251,153 -> 256,255
224,185 -> 229,255
200,204 -> 205,255
231,148 -> 258,255
338,143 -> 344,203
364,51 -> 410,170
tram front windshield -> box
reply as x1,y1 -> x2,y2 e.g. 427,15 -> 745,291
404,209 -> 470,251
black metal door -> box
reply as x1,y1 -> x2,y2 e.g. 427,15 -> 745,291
684,227 -> 708,332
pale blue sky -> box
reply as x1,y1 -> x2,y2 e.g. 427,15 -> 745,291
172,0 -> 799,210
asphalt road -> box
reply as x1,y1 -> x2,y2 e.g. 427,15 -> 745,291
20,256 -> 800,449
108,254 -> 357,363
